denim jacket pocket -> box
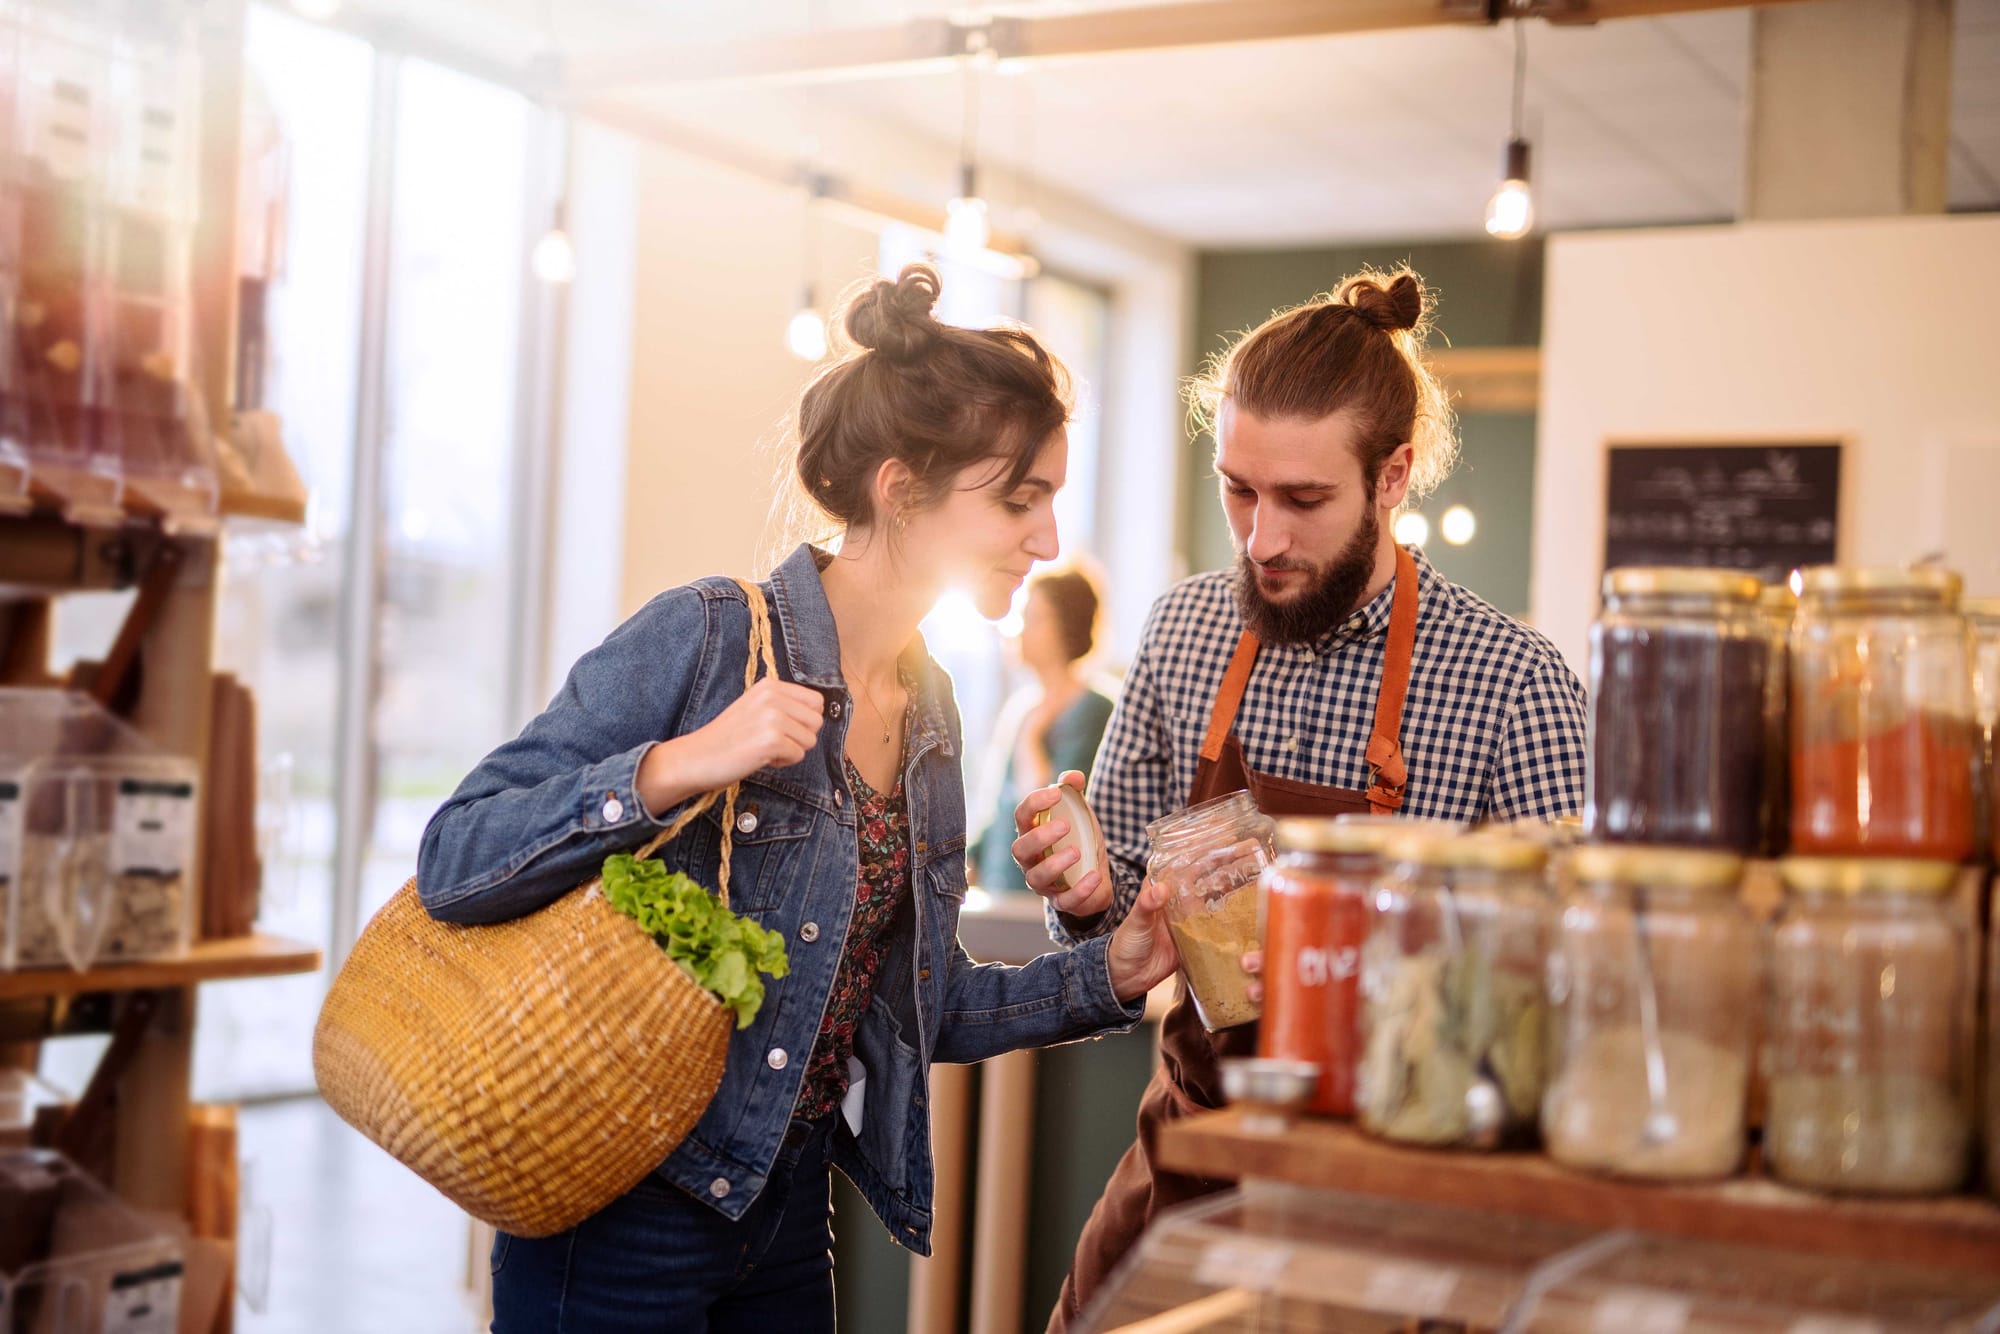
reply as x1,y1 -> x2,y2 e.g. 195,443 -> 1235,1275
698,778 -> 816,913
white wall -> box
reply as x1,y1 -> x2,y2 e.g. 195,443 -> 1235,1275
1531,214 -> 2000,675
589,113 -> 1194,657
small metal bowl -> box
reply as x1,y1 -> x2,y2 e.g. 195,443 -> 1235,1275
1219,1057 -> 1320,1135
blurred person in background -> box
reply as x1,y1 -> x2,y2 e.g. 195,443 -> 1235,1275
970,566 -> 1117,890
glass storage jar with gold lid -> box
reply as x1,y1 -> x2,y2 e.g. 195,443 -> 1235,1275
1543,844 -> 1754,1181
1147,790 -> 1275,1032
1260,817 -> 1460,1118
1766,856 -> 1973,1196
1790,566 -> 1977,861
1586,568 -> 1775,855
1965,596 -> 2000,862
1357,830 -> 1551,1149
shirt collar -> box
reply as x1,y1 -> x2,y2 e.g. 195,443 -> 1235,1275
766,543 -> 954,758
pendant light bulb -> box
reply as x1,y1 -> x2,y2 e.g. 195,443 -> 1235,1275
945,164 -> 989,256
786,285 -> 828,361
1484,139 -> 1534,240
532,201 -> 576,284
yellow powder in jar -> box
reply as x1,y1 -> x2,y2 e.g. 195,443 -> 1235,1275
1168,886 -> 1262,1031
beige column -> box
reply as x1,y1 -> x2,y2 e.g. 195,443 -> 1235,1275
1746,0 -> 1954,220
908,1062 -> 973,1333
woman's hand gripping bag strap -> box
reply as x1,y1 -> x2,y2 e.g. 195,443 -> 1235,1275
311,579 -> 779,1238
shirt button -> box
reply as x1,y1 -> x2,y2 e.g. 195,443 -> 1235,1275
767,1048 -> 788,1070
601,795 -> 624,823
709,1178 -> 731,1199
736,810 -> 759,834
799,922 -> 820,943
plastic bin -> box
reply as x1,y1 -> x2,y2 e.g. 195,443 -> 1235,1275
0,690 -> 199,971
0,1149 -> 183,1334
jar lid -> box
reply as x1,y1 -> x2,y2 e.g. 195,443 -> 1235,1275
1779,856 -> 1959,897
1276,816 -> 1460,855
1568,843 -> 1743,890
1759,581 -> 1799,612
1795,565 -> 1962,605
1962,596 -> 2000,624
1385,830 -> 1549,872
1601,568 -> 1762,603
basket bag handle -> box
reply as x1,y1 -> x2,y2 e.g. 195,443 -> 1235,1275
620,578 -> 777,909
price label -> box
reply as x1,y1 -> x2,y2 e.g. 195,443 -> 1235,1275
0,779 -> 19,882
1591,1290 -> 1690,1334
112,777 -> 196,876
104,1261 -> 182,1334
1363,1261 -> 1460,1314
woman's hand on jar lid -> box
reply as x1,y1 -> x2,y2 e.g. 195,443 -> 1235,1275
1241,949 -> 1263,1006
1010,771 -> 1112,917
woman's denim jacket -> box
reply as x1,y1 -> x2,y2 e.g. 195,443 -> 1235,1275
416,544 -> 1144,1253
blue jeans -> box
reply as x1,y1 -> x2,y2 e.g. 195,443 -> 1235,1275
491,1117 -> 838,1333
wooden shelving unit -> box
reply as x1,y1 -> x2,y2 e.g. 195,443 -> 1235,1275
1158,1107 -> 2000,1273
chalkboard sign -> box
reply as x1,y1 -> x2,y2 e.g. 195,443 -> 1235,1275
1603,441 -> 1842,582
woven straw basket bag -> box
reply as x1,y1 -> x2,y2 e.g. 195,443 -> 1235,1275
313,579 -> 778,1238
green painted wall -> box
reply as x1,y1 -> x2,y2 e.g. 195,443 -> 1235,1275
1186,240 -> 1546,615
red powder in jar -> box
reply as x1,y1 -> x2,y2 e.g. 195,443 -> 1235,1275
1792,712 -> 1977,860
1259,863 -> 1370,1116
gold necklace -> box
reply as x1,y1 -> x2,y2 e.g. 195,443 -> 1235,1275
843,660 -> 902,744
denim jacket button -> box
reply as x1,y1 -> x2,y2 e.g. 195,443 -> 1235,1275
834,791 -> 845,808
709,1178 -> 731,1199
600,795 -> 624,824
767,1048 -> 788,1071
828,700 -> 843,718
799,922 -> 820,943
736,810 -> 759,834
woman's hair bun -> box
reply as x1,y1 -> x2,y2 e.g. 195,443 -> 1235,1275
845,263 -> 943,364
1340,271 -> 1425,334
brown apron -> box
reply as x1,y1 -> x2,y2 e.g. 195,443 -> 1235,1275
1049,544 -> 1421,1334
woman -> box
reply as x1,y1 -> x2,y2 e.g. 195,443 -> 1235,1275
415,264 -> 1181,1333
971,567 -> 1117,890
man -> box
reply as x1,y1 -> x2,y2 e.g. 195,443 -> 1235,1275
1013,269 -> 1588,1333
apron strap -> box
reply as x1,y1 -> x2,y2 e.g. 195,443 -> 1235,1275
1363,543 -> 1421,814
1199,631 -> 1261,765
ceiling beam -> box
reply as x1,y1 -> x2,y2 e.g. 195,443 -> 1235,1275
557,0 -> 1817,93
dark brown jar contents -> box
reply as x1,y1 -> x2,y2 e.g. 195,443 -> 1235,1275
1589,626 -> 1771,854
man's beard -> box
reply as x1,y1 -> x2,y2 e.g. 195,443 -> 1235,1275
1232,506 -> 1381,645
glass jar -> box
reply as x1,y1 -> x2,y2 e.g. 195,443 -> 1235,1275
1260,817 -> 1459,1117
1965,597 -> 2000,863
1544,845 -> 1754,1181
1759,580 -> 1799,856
1358,831 -> 1551,1149
1147,790 -> 1275,1032
1765,857 -> 1973,1196
1790,567 -> 1978,861
1586,569 -> 1775,854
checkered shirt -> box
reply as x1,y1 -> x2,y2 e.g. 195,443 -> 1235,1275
1050,546 -> 1587,945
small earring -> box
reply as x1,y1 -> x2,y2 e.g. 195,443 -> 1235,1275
894,509 -> 908,533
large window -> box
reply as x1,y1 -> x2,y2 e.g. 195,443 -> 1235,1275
175,7 -> 549,1101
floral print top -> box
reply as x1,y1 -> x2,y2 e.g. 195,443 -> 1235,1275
794,755 -> 913,1120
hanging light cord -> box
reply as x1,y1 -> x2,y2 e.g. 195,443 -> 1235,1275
1510,19 -> 1527,141
960,55 -> 980,176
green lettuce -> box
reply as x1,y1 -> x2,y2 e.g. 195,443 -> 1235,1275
601,854 -> 790,1029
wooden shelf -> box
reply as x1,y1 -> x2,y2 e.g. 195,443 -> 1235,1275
1158,1107 -> 2000,1272
0,933 -> 321,1001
